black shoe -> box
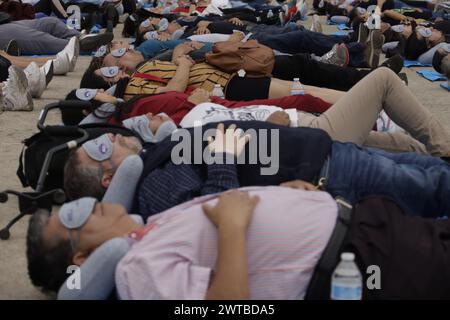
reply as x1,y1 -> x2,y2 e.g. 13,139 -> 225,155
380,54 -> 404,74
5,39 -> 20,56
79,32 -> 114,53
43,60 -> 54,86
398,72 -> 408,86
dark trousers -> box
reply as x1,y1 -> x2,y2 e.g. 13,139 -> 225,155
348,197 -> 450,299
33,0 -> 66,18
253,29 -> 367,67
272,53 -> 371,91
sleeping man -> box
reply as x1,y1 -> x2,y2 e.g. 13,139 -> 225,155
63,105 -> 450,220
27,186 -> 450,299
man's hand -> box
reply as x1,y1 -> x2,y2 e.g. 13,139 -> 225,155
266,111 -> 290,126
195,25 -> 211,35
173,54 -> 195,67
187,88 -> 211,105
202,189 -> 260,229
157,32 -> 172,41
207,123 -> 251,157
228,31 -> 245,42
228,17 -> 243,26
94,90 -> 118,104
280,180 -> 317,191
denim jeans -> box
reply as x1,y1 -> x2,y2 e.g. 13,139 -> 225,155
326,142 -> 450,217
252,29 -> 367,67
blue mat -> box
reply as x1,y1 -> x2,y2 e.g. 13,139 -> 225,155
330,31 -> 349,36
337,24 -> 352,30
441,82 -> 450,91
404,60 -> 432,68
416,70 -> 447,81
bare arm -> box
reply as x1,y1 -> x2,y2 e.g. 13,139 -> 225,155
155,56 -> 194,94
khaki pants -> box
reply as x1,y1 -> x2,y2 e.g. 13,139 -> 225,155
298,67 -> 450,156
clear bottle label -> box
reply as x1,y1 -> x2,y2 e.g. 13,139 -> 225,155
331,283 -> 362,300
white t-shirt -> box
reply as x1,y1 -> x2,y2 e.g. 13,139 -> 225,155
180,102 -> 299,128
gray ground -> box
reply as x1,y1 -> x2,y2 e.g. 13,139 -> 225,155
0,19 -> 449,300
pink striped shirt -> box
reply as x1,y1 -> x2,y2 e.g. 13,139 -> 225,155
115,186 -> 337,300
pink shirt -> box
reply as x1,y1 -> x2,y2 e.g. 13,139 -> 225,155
115,186 -> 337,300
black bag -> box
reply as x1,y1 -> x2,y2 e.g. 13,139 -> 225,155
0,55 -> 11,82
17,123 -> 137,192
0,11 -> 11,25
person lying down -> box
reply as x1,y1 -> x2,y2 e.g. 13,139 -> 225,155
26,184 -> 450,300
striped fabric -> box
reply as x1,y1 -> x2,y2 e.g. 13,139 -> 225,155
124,60 -> 231,100
115,186 -> 338,300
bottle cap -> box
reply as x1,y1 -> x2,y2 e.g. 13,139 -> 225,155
341,252 -> 355,261
293,78 -> 300,81
214,84 -> 221,88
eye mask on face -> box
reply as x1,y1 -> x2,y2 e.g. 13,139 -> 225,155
391,24 -> 405,33
100,66 -> 119,78
59,197 -> 97,229
122,113 -> 177,143
94,45 -> 108,58
140,19 -> 151,28
157,18 -> 169,31
82,134 -> 114,161
111,47 -> 127,58
171,27 -> 186,40
417,27 -> 432,38
76,88 -> 98,101
143,31 -> 159,40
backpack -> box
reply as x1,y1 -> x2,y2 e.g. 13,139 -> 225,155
205,40 -> 275,77
17,123 -> 137,192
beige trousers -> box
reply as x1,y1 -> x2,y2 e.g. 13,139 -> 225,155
298,67 -> 450,156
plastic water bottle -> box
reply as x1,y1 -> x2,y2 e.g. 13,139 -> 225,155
290,78 -> 305,95
211,84 -> 225,98
331,252 -> 363,300
267,9 -> 274,19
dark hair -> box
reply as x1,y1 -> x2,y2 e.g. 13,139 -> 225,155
432,49 -> 446,73
62,89 -> 90,125
441,55 -> 450,80
404,32 -> 428,60
26,209 -> 73,293
63,150 -> 106,201
80,68 -> 111,90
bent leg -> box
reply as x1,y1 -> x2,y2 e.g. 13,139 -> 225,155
305,67 -> 450,156
14,17 -> 79,39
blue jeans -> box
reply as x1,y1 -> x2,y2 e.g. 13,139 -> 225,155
137,39 -> 214,60
252,29 -> 366,67
327,142 -> 450,217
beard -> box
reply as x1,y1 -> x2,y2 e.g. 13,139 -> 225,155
117,135 -> 142,154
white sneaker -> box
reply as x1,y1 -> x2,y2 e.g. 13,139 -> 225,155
2,66 -> 33,111
310,14 -> 322,33
56,36 -> 79,72
24,62 -> 46,98
53,52 -> 71,75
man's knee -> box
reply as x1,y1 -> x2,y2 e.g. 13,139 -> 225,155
371,66 -> 398,85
